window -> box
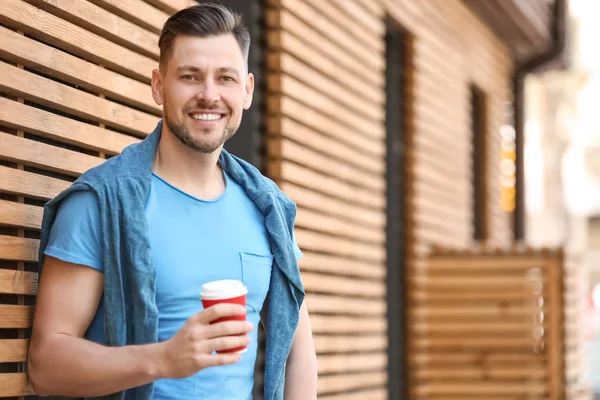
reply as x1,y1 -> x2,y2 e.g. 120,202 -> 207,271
471,85 -> 488,240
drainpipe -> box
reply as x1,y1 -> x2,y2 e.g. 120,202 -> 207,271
513,0 -> 567,241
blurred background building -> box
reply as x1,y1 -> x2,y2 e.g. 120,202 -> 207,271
0,0 -> 596,399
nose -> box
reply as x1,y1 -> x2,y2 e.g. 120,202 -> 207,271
195,79 -> 220,104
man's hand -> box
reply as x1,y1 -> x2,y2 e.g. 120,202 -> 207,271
157,303 -> 253,379
28,257 -> 253,398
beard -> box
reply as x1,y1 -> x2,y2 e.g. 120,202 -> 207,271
164,107 -> 239,154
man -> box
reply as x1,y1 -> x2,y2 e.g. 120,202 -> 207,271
27,3 -> 317,399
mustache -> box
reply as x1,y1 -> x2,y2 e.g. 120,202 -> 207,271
184,102 -> 228,113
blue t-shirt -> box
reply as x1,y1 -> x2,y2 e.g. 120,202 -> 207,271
45,171 -> 302,399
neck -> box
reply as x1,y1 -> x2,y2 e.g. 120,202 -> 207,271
153,125 -> 225,200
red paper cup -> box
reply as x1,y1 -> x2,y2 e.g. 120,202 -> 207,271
200,279 -> 248,354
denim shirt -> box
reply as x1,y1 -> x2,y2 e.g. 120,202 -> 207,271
37,121 -> 305,400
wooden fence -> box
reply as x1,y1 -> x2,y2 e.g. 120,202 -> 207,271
410,247 -> 566,399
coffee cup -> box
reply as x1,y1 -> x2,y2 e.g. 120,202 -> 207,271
200,279 -> 248,354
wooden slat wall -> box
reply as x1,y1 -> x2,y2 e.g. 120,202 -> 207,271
265,0 -> 388,398
0,0 -> 194,397
413,248 -> 565,399
265,0 -> 516,398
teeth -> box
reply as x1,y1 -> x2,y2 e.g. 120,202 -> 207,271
191,113 -> 221,121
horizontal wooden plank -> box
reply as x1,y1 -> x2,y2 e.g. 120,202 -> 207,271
270,53 -> 384,120
145,0 -> 196,14
411,305 -> 548,318
0,305 -> 35,328
269,73 -> 384,139
267,10 -> 383,87
412,278 -> 545,293
410,352 -> 545,366
274,138 -> 384,193
299,252 -> 385,280
0,267 -> 38,295
296,208 -> 384,245
353,0 -> 385,17
0,200 -> 43,230
414,366 -> 547,380
428,256 -> 548,270
0,62 -> 158,136
413,337 -> 538,350
87,0 -> 168,34
414,382 -> 547,396
27,0 -> 160,59
411,321 -> 543,335
318,353 -> 387,374
295,228 -> 385,264
270,71 -> 384,135
278,162 -> 384,210
1,0 -> 157,82
0,339 -> 29,362
0,165 -> 70,201
319,388 -> 387,400
269,96 -> 384,157
301,272 -> 385,297
277,0 -> 384,71
0,97 -> 139,156
0,133 -> 103,177
0,235 -> 40,263
0,26 -> 160,115
411,181 -> 467,213
313,334 -> 387,353
0,373 -> 35,397
295,0 -> 383,52
266,34 -> 384,106
306,293 -> 385,316
282,183 -> 385,229
317,372 -> 386,395
424,267 -> 548,280
310,315 -> 386,334
411,290 -> 534,302
328,0 -> 385,37
272,116 -> 384,175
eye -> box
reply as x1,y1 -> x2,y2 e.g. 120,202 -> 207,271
221,76 -> 236,82
181,75 -> 196,81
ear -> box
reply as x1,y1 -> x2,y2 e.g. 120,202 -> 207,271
151,68 -> 164,106
243,72 -> 255,110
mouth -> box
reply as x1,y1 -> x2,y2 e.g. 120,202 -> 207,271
188,112 -> 226,123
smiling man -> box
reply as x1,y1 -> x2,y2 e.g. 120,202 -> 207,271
27,3 -> 317,400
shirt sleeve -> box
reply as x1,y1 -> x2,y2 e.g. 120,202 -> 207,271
44,190 -> 103,272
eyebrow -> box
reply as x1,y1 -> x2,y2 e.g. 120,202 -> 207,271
176,65 -> 241,76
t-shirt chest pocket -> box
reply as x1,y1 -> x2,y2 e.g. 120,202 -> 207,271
240,252 -> 273,313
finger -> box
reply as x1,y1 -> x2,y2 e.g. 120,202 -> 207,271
197,303 -> 246,324
203,335 -> 251,353
203,321 -> 253,339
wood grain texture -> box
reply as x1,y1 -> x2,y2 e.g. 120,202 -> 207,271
0,0 -> 157,82
0,62 -> 158,136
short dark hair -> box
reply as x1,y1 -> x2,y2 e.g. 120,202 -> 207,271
158,3 -> 250,70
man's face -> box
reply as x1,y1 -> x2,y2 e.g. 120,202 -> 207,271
152,34 -> 254,154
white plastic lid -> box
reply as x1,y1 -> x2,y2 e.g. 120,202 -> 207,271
200,279 -> 247,300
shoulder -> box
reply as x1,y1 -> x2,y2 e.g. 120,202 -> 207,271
75,141 -> 144,187
58,190 -> 100,210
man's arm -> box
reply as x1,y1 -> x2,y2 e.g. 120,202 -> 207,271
284,301 -> 317,399
28,256 -> 251,397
